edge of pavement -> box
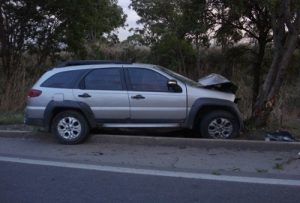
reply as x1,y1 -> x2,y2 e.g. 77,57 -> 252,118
0,130 -> 299,151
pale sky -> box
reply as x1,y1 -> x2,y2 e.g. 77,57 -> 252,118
116,0 -> 141,41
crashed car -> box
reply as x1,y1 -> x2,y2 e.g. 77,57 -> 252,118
25,60 -> 243,144
198,73 -> 238,94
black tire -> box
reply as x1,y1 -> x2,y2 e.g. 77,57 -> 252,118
51,110 -> 89,144
199,110 -> 239,139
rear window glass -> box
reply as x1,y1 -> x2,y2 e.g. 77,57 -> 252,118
41,70 -> 86,88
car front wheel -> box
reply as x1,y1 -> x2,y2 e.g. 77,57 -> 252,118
51,110 -> 89,144
199,110 -> 239,139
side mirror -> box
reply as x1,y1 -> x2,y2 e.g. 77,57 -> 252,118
167,80 -> 182,92
167,80 -> 178,86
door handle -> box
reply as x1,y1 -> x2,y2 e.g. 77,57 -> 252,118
78,93 -> 91,98
131,94 -> 145,100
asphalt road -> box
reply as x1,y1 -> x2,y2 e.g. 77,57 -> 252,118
0,133 -> 299,203
1,160 -> 300,203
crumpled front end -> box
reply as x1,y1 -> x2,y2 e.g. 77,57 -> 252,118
198,73 -> 238,94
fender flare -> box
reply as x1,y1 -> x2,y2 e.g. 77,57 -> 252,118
185,98 -> 243,130
43,100 -> 97,131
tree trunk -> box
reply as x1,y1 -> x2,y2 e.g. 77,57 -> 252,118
195,34 -> 202,77
253,3 -> 300,126
178,44 -> 187,75
251,39 -> 266,111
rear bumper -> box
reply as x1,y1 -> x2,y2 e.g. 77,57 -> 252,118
24,106 -> 45,127
24,116 -> 44,127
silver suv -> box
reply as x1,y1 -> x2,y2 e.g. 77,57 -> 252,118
25,60 -> 243,144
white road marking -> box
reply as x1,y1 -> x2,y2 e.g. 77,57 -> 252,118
0,130 -> 31,133
0,155 -> 299,186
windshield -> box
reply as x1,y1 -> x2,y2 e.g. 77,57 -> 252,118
156,66 -> 200,87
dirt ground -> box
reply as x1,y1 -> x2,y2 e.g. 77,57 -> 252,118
0,124 -> 298,142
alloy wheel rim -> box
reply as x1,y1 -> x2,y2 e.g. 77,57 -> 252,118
207,118 -> 233,139
57,117 -> 82,140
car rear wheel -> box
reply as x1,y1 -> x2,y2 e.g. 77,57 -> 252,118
199,110 -> 239,139
51,110 -> 89,144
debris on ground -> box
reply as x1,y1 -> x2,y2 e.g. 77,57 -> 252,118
265,131 -> 297,142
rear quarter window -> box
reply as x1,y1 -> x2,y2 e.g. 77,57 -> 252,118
41,70 -> 86,88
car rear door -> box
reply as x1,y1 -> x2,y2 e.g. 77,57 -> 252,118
73,66 -> 130,122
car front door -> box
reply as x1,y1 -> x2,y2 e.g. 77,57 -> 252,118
73,66 -> 130,122
125,67 -> 187,123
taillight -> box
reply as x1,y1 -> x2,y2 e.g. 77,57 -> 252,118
28,89 -> 42,97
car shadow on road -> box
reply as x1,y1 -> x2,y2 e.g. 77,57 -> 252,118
90,128 -> 198,139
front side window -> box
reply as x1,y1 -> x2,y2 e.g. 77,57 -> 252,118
84,68 -> 123,90
128,68 -> 169,92
157,66 -> 199,87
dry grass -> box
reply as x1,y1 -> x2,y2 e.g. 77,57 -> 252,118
267,81 -> 300,138
0,112 -> 24,125
0,68 -> 37,112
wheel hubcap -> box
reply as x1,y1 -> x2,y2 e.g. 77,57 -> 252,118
57,117 -> 82,140
208,118 -> 233,139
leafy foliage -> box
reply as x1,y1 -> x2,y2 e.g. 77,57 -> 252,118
0,0 -> 126,78
0,0 -> 299,128
130,0 -> 213,74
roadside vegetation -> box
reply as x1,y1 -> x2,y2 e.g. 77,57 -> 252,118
0,0 -> 299,137
0,112 -> 23,125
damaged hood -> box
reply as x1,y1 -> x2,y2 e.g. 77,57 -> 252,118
198,73 -> 238,94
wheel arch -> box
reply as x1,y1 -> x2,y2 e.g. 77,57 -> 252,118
185,98 -> 243,130
44,100 -> 97,132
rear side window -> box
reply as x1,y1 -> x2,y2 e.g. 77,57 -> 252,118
84,68 -> 123,90
41,70 -> 86,88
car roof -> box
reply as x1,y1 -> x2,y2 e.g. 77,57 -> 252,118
56,60 -> 131,67
50,61 -> 157,73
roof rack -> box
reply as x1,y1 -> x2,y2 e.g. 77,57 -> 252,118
56,60 -> 131,67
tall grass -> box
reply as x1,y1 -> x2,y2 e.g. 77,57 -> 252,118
0,63 -> 41,112
0,46 -> 299,137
